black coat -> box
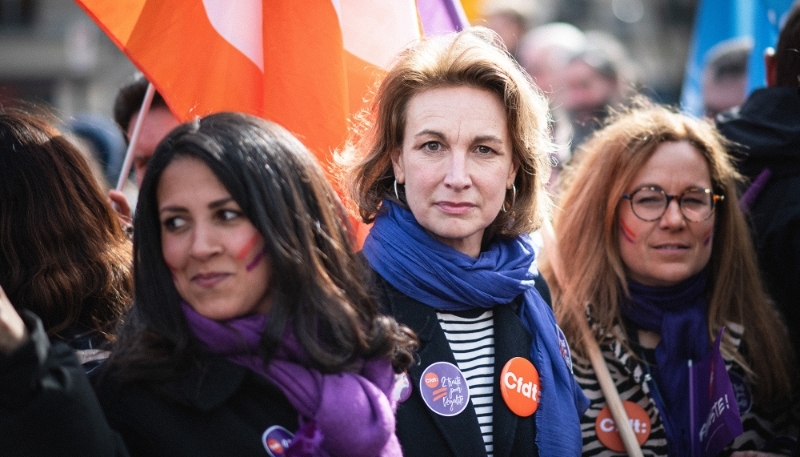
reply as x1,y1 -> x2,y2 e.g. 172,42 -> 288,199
373,273 -> 542,457
716,87 -> 800,360
0,312 -> 299,457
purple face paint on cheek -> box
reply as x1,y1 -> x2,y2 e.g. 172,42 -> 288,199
703,228 -> 714,246
620,220 -> 637,243
245,249 -> 266,272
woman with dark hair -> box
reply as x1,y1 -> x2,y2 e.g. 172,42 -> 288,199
0,108 -> 133,371
0,112 -> 417,456
341,27 -> 587,456
543,100 -> 798,456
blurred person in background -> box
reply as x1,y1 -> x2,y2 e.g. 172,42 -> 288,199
517,22 -> 587,189
479,0 -> 531,59
66,112 -> 127,189
108,73 -> 182,221
702,37 -> 752,119
563,31 -> 638,154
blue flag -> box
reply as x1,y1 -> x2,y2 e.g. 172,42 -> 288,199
680,0 -> 795,117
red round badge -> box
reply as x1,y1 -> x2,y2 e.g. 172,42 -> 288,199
595,401 -> 651,452
500,357 -> 540,417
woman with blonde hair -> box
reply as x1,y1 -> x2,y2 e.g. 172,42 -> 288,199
543,100 -> 797,456
342,27 -> 587,456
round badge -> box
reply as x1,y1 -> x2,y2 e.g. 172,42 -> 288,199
556,325 -> 573,373
262,425 -> 294,457
595,401 -> 651,452
393,372 -> 412,403
419,361 -> 470,416
500,357 -> 540,417
728,371 -> 752,414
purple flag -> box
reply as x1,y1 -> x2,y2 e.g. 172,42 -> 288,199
689,327 -> 744,457
417,0 -> 469,36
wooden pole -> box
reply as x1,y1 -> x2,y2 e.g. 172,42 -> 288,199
540,219 -> 644,457
115,82 -> 156,191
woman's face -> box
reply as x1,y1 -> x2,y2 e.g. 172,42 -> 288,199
618,141 -> 715,287
158,156 -> 273,320
392,86 -> 518,258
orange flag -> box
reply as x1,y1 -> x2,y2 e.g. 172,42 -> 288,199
75,0 -> 423,242
75,0 -> 422,163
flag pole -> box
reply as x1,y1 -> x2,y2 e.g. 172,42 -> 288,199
115,82 -> 156,191
444,0 -> 470,30
689,359 -> 697,457
541,219 -> 644,457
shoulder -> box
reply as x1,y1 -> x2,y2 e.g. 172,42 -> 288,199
94,357 -> 299,456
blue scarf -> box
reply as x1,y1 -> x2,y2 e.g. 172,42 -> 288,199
621,272 -> 710,457
363,200 -> 589,457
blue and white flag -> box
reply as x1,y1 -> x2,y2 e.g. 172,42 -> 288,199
680,0 -> 795,117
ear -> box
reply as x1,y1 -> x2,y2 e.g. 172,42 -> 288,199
765,47 -> 778,87
506,160 -> 520,189
391,148 -> 405,184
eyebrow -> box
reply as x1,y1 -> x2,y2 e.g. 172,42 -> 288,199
414,130 -> 505,145
159,197 -> 235,214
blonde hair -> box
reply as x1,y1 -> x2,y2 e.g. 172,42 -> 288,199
542,99 -> 794,405
338,26 -> 553,241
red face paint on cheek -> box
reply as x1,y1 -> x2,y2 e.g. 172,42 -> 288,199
236,233 -> 266,272
236,233 -> 260,260
620,220 -> 637,243
703,227 -> 714,246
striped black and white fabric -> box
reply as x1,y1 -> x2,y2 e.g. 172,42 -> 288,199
575,321 -> 799,456
438,310 -> 496,457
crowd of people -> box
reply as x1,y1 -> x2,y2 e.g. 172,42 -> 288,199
1,3 -> 799,457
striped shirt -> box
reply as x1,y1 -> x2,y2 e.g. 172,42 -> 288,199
438,309 -> 495,457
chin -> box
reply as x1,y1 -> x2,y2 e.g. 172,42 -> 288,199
649,270 -> 701,287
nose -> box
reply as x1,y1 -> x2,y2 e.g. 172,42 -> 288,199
443,151 -> 472,190
190,223 -> 222,259
659,198 -> 685,228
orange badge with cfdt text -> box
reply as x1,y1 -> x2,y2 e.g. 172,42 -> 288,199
595,401 -> 651,452
500,357 -> 540,417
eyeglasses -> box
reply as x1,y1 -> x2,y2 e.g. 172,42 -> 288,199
621,186 -> 724,222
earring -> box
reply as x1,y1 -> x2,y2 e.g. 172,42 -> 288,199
502,185 -> 517,213
394,179 -> 400,200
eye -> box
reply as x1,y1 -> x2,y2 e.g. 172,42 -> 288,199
162,216 -> 187,231
217,208 -> 242,222
475,145 -> 494,155
422,141 -> 441,152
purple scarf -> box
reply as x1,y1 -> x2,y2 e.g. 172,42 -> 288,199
181,303 -> 402,457
620,272 -> 710,457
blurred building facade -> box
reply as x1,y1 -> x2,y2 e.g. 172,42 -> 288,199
0,0 -> 134,117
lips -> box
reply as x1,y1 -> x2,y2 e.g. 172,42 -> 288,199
652,243 -> 690,251
192,272 -> 230,288
435,201 -> 476,215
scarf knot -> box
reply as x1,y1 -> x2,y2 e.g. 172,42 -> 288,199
363,200 -> 588,456
182,303 -> 401,457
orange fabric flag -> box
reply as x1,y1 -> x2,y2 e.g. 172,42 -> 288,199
75,0 -> 423,243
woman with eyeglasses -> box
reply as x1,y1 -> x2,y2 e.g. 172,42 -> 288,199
542,100 -> 798,456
